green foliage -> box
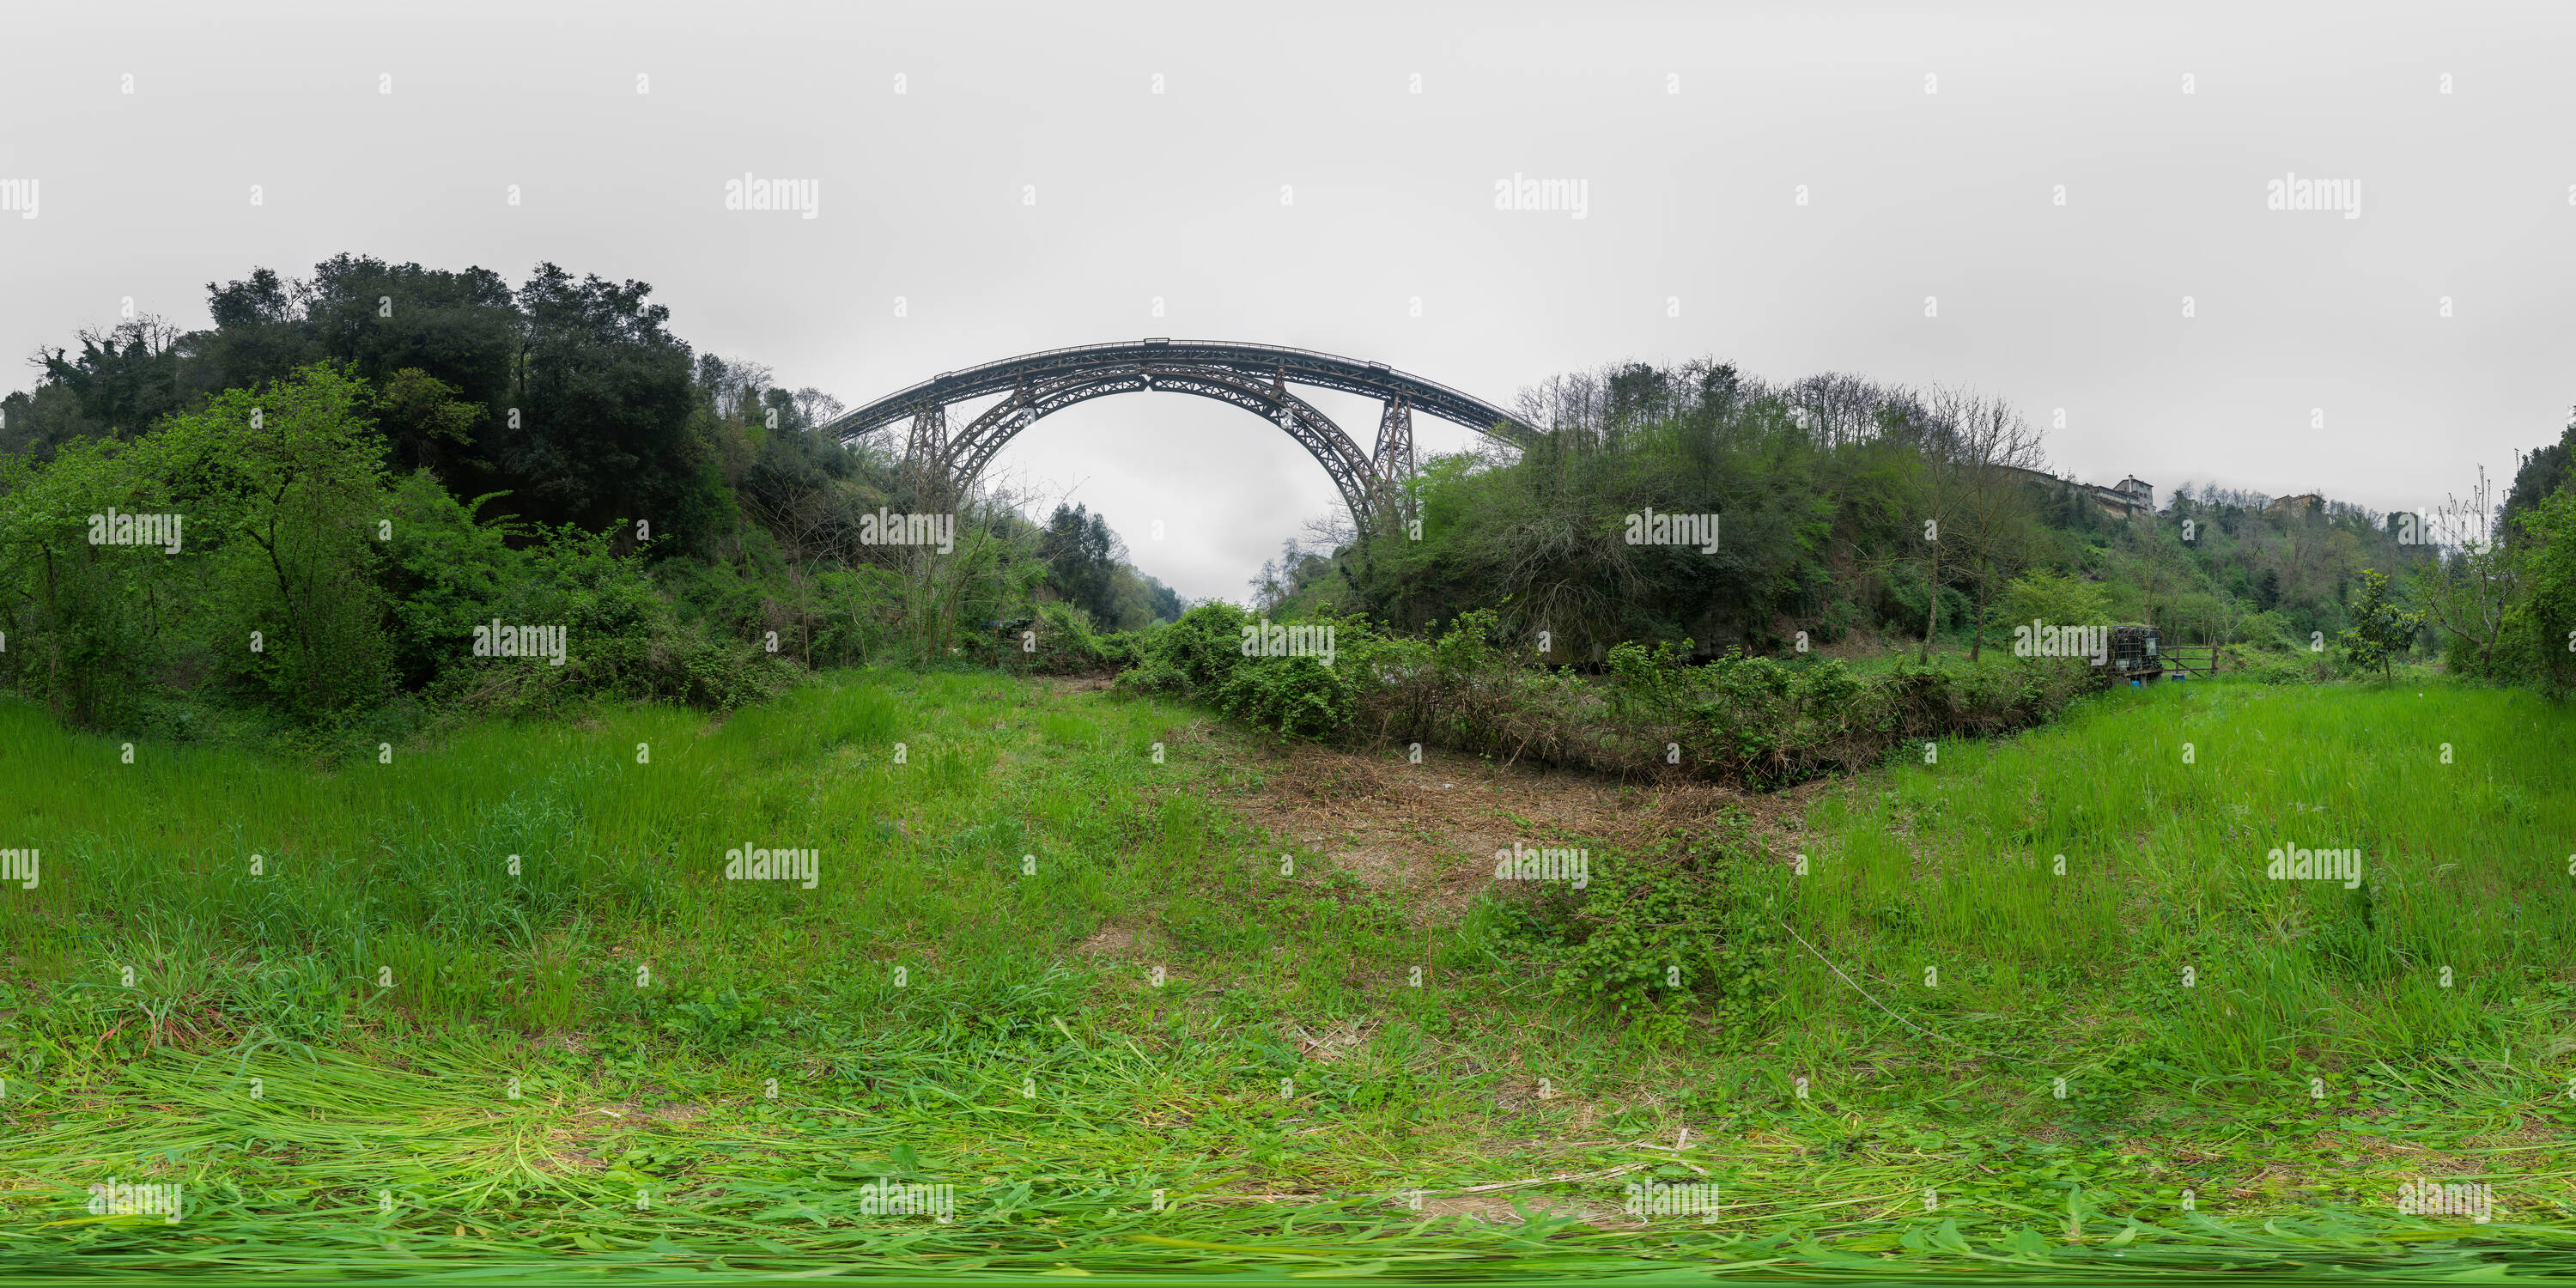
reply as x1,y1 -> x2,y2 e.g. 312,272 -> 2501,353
0,362 -> 397,724
1006,600 -> 1139,675
179,366 -> 398,718
1218,648 -> 1354,739
1997,568 -> 2111,632
1315,357 -> 2449,674
0,362 -> 797,731
2336,568 -> 2423,681
1115,603 -> 1376,740
1498,835 -> 1785,1045
1342,363 -> 1840,656
2500,408 -> 2576,544
1116,603 -> 2085,786
1115,602 -> 1252,701
0,435 -> 173,724
2512,484 -> 2576,696
1038,503 -> 1120,623
646,986 -> 778,1049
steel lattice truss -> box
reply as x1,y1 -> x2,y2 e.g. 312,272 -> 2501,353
817,339 -> 1539,520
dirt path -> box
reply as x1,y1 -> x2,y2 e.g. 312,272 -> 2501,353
1209,735 -> 1836,924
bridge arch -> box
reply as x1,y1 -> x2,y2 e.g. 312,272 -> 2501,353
817,339 -> 1540,521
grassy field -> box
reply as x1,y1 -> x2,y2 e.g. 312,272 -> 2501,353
1,668 -> 2572,1281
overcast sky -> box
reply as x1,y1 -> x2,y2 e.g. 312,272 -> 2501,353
4,1 -> 2570,602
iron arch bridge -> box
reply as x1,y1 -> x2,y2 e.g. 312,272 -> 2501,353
817,339 -> 1540,521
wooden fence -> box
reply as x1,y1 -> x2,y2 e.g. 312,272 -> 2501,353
2160,644 -> 2220,677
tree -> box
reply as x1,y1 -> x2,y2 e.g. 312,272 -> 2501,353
791,387 -> 846,431
2338,568 -> 2423,681
2512,484 -> 2576,694
162,364 -> 395,715
1998,568 -> 2110,635
0,362 -> 395,723
1040,503 -> 1121,622
373,368 -> 482,471
502,263 -> 726,548
2131,523 -> 2192,630
2409,465 -> 2518,679
1906,387 -> 2047,660
2500,409 -> 2576,544
2252,566 -> 2282,612
0,435 -> 177,723
197,256 -> 519,477
36,315 -> 191,437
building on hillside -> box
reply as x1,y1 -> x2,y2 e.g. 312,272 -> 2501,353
2268,493 -> 2324,518
2001,465 -> 2156,519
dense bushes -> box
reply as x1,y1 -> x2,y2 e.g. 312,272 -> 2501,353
0,363 -> 793,736
1115,605 -> 2097,788
972,601 -> 1145,676
2,252 -> 1194,734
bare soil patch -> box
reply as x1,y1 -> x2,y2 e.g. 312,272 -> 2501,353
1219,739 -> 1838,924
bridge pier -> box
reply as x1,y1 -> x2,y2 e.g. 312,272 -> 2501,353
900,403 -> 951,506
1372,398 -> 1416,520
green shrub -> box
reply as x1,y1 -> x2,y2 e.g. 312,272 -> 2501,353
1018,601 -> 1141,674
1111,603 -> 2092,787
1217,651 -> 1354,738
1498,832 -> 1784,1045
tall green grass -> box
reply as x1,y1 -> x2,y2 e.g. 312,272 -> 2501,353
3,671 -> 2572,1279
1786,678 -> 2575,1084
0,669 -> 1233,1037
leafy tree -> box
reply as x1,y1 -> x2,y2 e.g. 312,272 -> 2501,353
160,364 -> 395,716
0,434 -> 181,723
2337,568 -> 2423,681
0,362 -> 394,723
1040,503 -> 1120,622
501,263 -> 730,549
2501,409 -> 2576,544
0,381 -> 107,462
1997,568 -> 2111,635
374,368 -> 483,470
35,315 -> 191,438
2512,485 -> 2576,694
199,256 -> 519,477
2409,465 -> 2518,679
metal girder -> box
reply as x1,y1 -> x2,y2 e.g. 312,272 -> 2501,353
901,403 -> 947,474
944,367 -> 1380,519
1372,398 -> 1415,520
819,338 -> 1535,519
